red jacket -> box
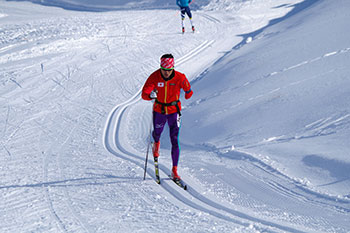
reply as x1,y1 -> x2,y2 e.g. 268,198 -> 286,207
141,69 -> 193,115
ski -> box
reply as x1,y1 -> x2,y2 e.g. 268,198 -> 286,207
169,175 -> 187,190
154,157 -> 160,184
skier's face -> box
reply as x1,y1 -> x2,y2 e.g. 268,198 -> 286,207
161,69 -> 173,79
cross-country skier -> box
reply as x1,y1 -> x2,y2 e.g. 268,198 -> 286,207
176,0 -> 195,33
141,54 -> 193,181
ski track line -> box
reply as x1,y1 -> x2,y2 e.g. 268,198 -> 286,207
58,122 -> 93,233
239,140 -> 350,211
264,47 -> 350,78
250,161 -> 350,214
42,115 -> 92,232
176,40 -> 215,66
43,150 -> 68,232
219,148 -> 350,213
198,12 -> 222,23
107,100 -> 307,233
102,48 -> 306,233
51,83 -> 97,233
102,39 -> 215,147
104,105 -> 252,229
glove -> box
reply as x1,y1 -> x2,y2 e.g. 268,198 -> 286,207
150,90 -> 157,99
185,89 -> 193,99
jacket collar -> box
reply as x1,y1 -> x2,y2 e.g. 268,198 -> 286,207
160,69 -> 175,81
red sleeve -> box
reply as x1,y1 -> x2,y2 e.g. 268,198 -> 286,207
181,75 -> 193,99
141,72 -> 156,100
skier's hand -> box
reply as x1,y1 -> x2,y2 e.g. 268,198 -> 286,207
185,89 -> 193,99
150,90 -> 158,99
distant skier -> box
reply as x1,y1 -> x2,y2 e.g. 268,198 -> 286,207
176,0 -> 195,33
141,54 -> 193,181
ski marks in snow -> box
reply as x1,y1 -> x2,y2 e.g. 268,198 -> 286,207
198,142 -> 350,213
42,152 -> 68,232
103,95 -> 308,232
176,40 -> 215,66
102,45 -> 313,233
304,114 -> 350,135
220,46 -> 350,105
266,47 -> 350,78
197,12 -> 221,24
41,120 -> 93,232
256,113 -> 350,145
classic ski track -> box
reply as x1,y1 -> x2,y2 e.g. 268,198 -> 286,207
197,12 -> 222,23
42,115 -> 92,232
105,101 -> 308,233
103,42 -> 307,233
204,48 -> 350,213
1,16 -> 96,232
56,90 -> 96,233
39,80 -> 96,232
104,99 -> 308,232
251,161 -> 350,213
2,2 -> 349,232
215,148 -> 350,213
43,151 -> 68,232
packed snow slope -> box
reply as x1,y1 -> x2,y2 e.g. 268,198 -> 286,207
1,0 -> 350,232
183,0 -> 350,195
6,0 -> 210,11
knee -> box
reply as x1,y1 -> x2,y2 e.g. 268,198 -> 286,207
152,131 -> 161,139
170,137 -> 179,147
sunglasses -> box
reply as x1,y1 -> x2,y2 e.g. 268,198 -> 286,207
161,67 -> 174,71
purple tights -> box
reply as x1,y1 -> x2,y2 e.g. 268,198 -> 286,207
152,111 -> 181,166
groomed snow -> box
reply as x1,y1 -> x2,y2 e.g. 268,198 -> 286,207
1,0 -> 349,232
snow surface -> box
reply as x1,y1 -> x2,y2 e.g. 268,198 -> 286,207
1,0 -> 350,232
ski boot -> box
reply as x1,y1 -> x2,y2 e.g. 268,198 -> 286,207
171,166 -> 181,181
152,141 -> 160,158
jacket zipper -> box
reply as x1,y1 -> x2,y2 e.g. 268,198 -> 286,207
164,81 -> 168,114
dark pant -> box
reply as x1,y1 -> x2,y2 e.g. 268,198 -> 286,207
152,111 -> 181,166
180,6 -> 192,19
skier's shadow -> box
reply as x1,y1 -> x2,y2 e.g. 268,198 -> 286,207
0,175 -> 138,190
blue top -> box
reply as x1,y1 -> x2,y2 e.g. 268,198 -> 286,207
176,0 -> 192,7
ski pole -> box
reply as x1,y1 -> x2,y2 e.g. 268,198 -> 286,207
143,130 -> 151,180
143,107 -> 153,180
